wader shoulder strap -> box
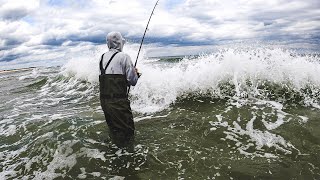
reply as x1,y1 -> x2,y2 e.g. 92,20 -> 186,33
99,53 -> 105,74
104,52 -> 119,72
100,52 -> 119,75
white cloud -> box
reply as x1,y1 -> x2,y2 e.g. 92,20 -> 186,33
0,0 -> 319,69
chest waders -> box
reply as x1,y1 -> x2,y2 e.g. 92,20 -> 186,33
99,52 -> 135,146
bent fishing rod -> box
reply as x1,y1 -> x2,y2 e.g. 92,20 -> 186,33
128,0 -> 159,94
134,0 -> 159,67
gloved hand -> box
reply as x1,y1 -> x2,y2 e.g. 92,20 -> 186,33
135,68 -> 142,78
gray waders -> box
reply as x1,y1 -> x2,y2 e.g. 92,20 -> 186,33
99,52 -> 135,146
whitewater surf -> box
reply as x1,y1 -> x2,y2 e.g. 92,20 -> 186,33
0,46 -> 320,179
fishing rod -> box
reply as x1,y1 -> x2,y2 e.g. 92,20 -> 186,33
134,0 -> 160,67
128,0 -> 159,94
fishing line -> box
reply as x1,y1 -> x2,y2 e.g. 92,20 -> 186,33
128,0 -> 159,94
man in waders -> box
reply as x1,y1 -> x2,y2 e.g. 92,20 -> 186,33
99,32 -> 140,147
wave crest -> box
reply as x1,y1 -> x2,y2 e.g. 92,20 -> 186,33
59,46 -> 320,113
130,48 -> 320,113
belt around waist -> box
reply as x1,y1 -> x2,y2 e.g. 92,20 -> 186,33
100,94 -> 127,99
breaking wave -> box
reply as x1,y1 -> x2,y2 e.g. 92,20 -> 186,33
58,46 -> 320,114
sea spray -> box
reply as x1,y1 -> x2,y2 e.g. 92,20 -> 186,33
61,44 -> 145,83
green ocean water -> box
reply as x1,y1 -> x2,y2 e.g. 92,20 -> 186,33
1,48 -> 320,179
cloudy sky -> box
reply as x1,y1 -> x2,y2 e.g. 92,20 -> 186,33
0,0 -> 319,69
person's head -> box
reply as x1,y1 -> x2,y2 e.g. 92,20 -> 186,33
106,32 -> 126,52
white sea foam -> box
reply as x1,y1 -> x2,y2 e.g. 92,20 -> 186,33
0,124 -> 16,136
60,45 -> 320,114
33,140 -> 78,179
80,147 -> 106,161
77,168 -> 87,179
135,113 -> 170,122
209,98 -> 310,158
18,68 -> 40,81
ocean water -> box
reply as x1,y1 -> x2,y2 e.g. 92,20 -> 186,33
0,47 -> 320,179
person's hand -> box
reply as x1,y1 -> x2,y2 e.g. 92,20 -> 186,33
135,68 -> 142,78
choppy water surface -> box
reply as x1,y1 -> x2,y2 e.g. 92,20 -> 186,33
1,48 -> 320,179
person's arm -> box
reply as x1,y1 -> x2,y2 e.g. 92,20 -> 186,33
124,55 -> 139,86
